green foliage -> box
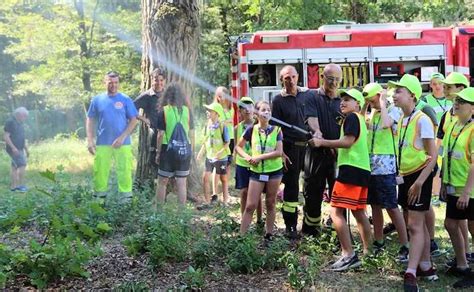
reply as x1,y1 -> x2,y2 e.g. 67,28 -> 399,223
180,265 -> 206,290
0,169 -> 108,288
226,235 -> 264,274
115,280 -> 150,291
123,204 -> 193,268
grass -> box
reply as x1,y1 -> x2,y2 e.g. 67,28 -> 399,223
0,136 -> 470,290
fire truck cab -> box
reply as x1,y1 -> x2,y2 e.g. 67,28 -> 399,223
230,22 -> 474,103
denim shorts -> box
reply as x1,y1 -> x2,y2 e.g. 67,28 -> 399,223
367,174 -> 398,209
8,149 -> 27,168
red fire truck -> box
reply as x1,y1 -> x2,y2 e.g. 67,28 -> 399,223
229,22 -> 474,107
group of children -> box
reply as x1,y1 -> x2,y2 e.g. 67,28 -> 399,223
197,72 -> 474,290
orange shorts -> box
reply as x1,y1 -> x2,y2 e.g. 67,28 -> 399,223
331,181 -> 368,210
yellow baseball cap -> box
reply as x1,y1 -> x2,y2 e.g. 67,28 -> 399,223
204,102 -> 225,119
430,72 -> 445,80
388,74 -> 422,99
362,83 -> 383,100
454,87 -> 474,103
339,88 -> 365,108
442,72 -> 469,87
239,96 -> 255,105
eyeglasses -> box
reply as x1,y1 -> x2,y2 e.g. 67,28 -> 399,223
324,75 -> 342,83
455,98 -> 474,105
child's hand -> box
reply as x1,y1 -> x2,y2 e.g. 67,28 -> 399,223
407,181 -> 422,205
457,194 -> 469,210
250,156 -> 262,165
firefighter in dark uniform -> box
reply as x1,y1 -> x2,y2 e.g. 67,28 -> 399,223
271,65 -> 311,239
303,63 -> 343,236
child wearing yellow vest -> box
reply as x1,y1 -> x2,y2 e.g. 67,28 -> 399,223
389,74 -> 439,291
197,102 -> 230,204
362,83 -> 409,261
234,97 -> 263,223
235,101 -> 283,241
441,87 -> 474,287
310,88 -> 372,271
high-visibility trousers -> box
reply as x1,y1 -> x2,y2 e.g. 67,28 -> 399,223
93,145 -> 133,197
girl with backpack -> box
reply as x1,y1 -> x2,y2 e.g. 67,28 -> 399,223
235,101 -> 283,241
155,83 -> 194,206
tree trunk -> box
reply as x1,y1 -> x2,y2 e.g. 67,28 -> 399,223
139,0 -> 201,200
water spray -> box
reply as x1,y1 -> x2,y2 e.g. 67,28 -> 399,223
95,14 -> 311,137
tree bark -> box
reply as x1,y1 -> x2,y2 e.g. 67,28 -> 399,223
138,0 -> 201,199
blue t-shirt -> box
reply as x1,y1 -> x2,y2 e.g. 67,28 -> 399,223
87,92 -> 138,145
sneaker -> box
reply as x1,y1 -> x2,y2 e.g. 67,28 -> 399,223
373,241 -> 385,254
10,187 -> 18,192
446,253 -> 473,268
398,246 -> 409,263
211,194 -> 218,203
446,266 -> 471,278
263,233 -> 273,247
431,196 -> 441,207
16,185 -> 28,192
430,240 -> 445,257
403,273 -> 419,292
383,223 -> 396,235
417,266 -> 439,281
329,253 -> 361,272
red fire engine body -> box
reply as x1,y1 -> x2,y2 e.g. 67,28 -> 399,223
230,22 -> 474,121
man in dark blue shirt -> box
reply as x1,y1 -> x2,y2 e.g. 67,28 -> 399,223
304,63 -> 343,236
4,107 -> 29,192
271,65 -> 311,239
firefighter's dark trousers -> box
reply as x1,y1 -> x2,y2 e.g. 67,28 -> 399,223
281,141 -> 305,230
302,147 -> 336,235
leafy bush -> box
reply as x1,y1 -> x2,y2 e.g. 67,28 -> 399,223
123,203 -> 193,268
226,235 -> 265,274
180,266 -> 205,290
0,170 -> 109,288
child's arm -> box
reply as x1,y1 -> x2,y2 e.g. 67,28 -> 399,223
197,144 -> 206,161
235,136 -> 252,161
309,135 -> 356,149
457,149 -> 474,210
379,95 -> 394,129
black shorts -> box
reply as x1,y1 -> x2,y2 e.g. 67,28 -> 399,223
398,168 -> 434,211
235,165 -> 251,189
157,147 -> 191,178
205,158 -> 227,175
446,195 -> 474,220
249,169 -> 283,182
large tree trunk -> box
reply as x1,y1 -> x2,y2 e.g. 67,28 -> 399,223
138,0 -> 201,200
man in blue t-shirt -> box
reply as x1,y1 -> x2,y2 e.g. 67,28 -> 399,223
86,71 -> 138,201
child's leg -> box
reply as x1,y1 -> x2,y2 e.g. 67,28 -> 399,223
263,178 -> 281,235
202,171 -> 211,203
352,209 -> 372,254
468,220 -> 474,254
426,206 -> 437,244
331,206 -> 353,256
460,220 -> 470,254
371,204 -> 384,243
156,176 -> 169,204
257,197 -> 263,222
175,177 -> 187,205
387,207 -> 409,245
240,188 -> 248,215
406,210 -> 427,271
240,180 -> 265,234
220,174 -> 229,204
445,217 -> 468,268
213,169 -> 220,196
